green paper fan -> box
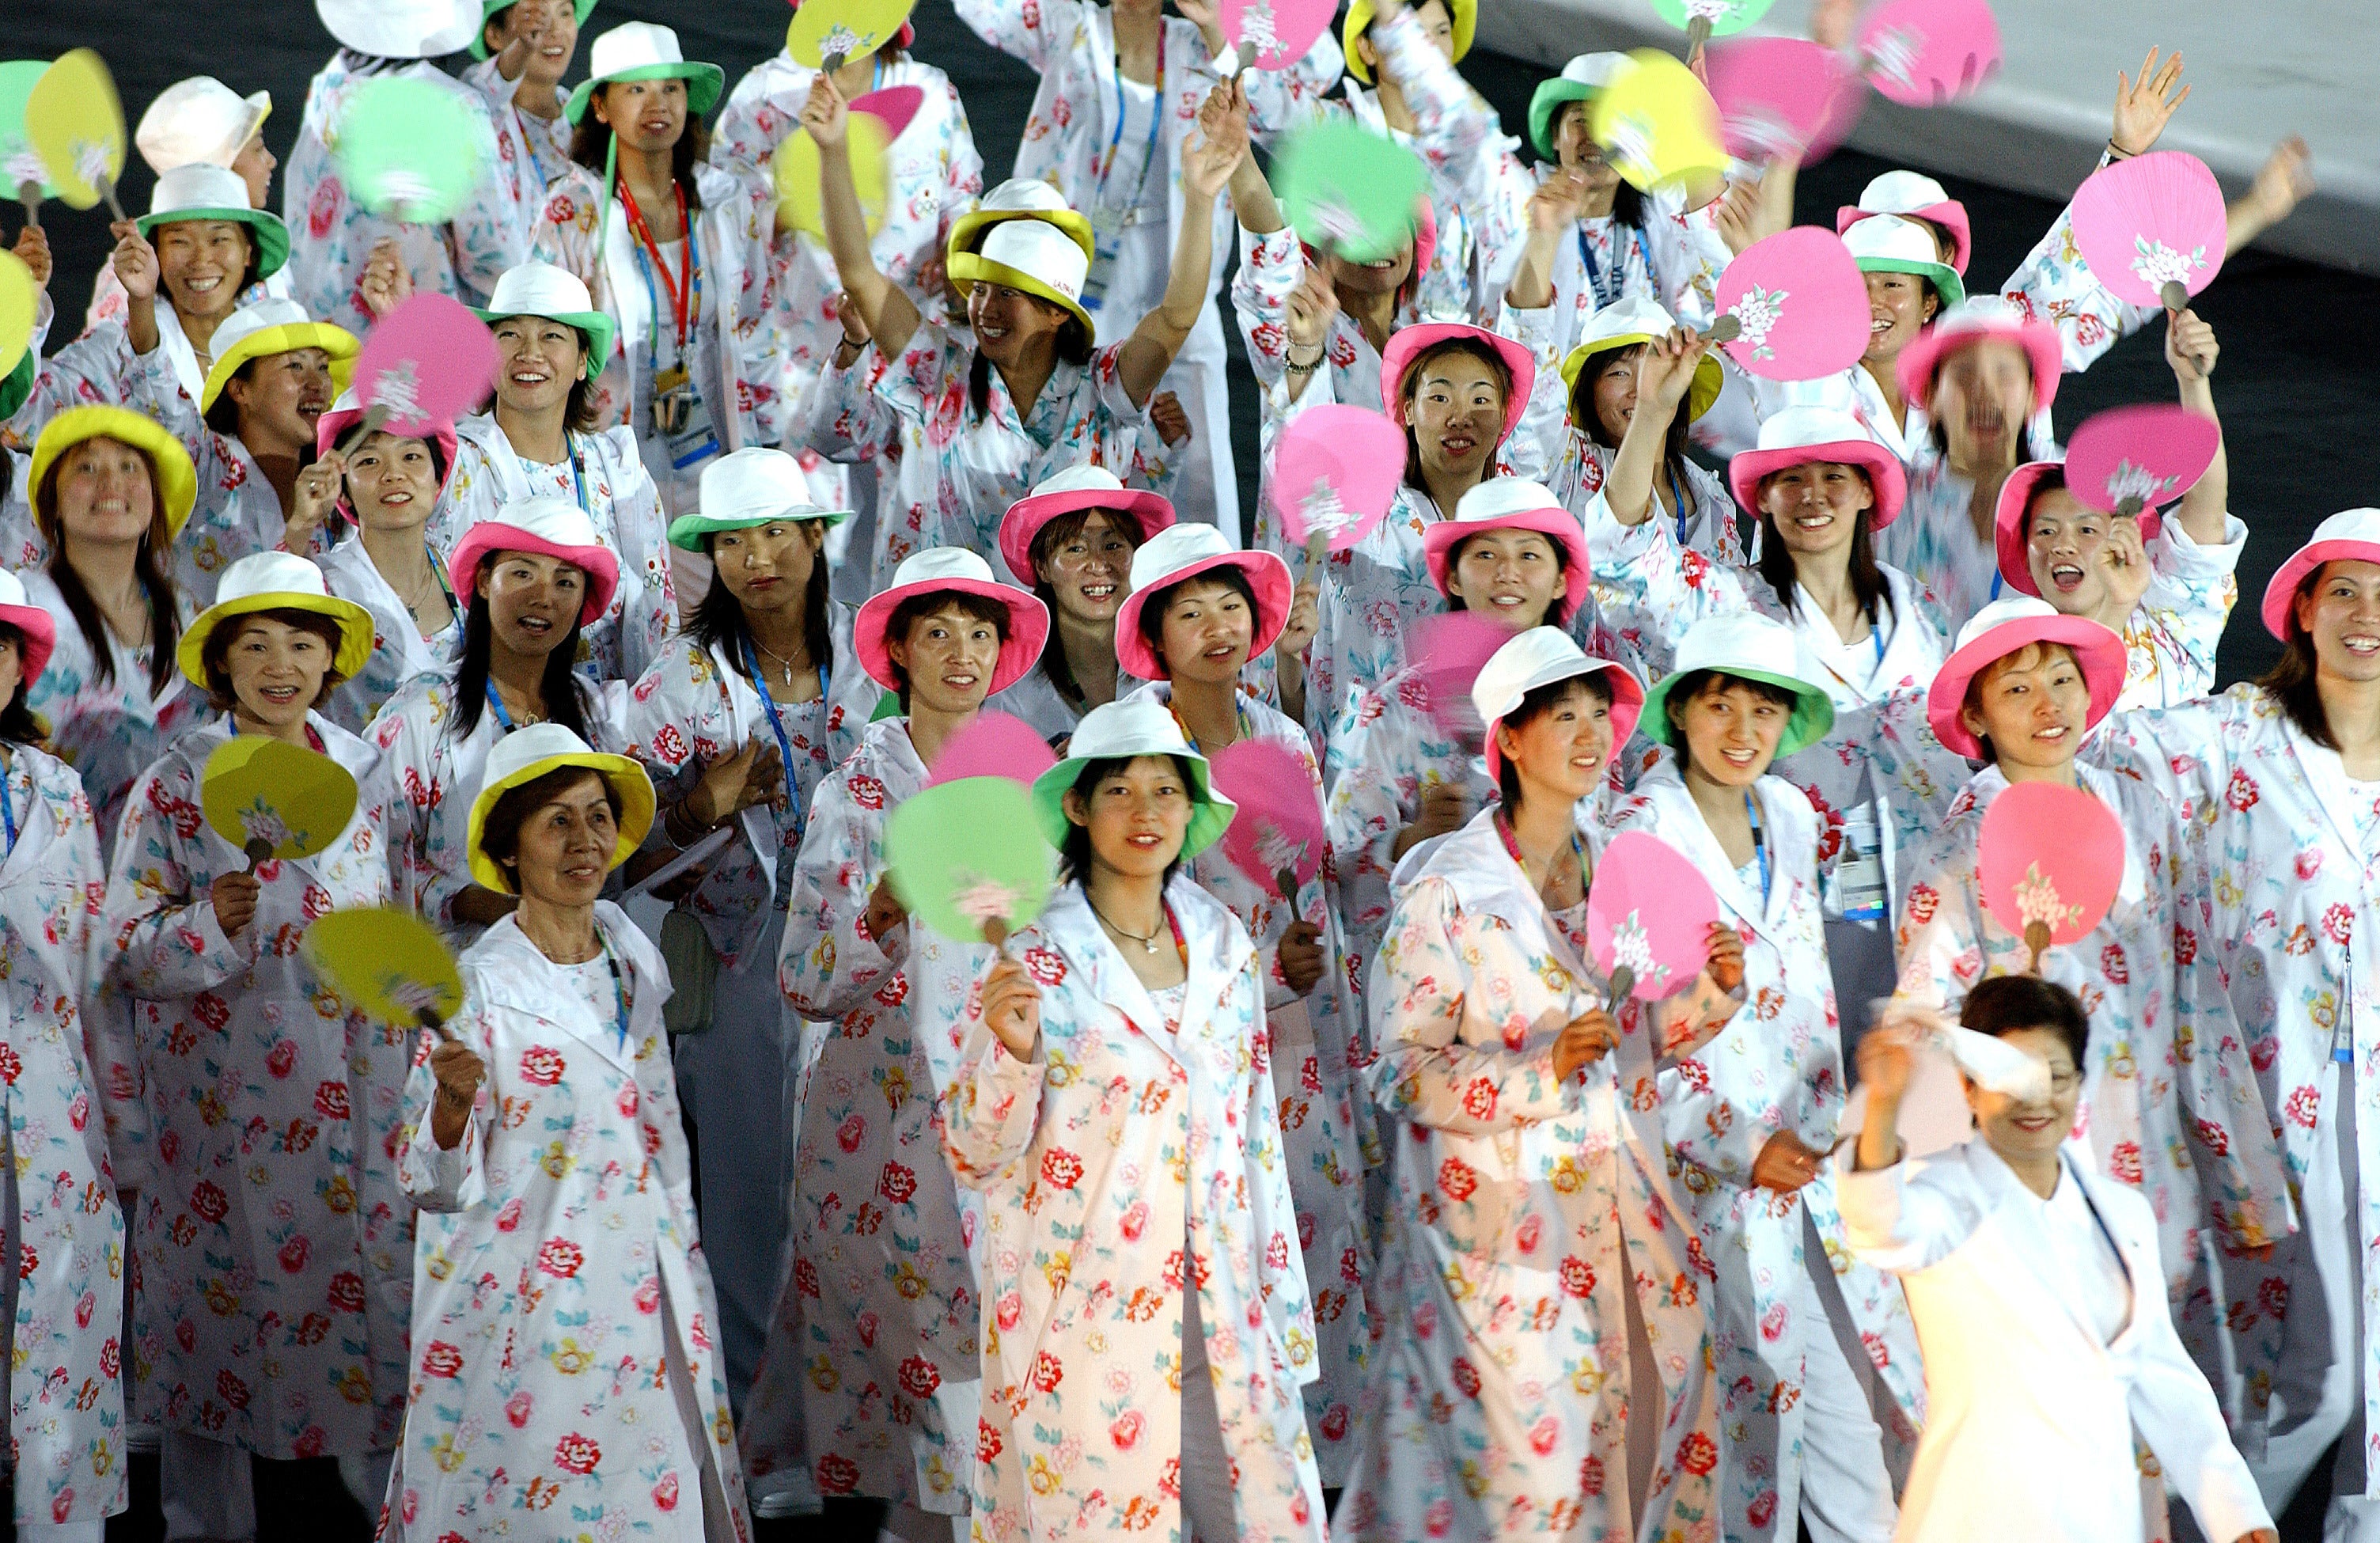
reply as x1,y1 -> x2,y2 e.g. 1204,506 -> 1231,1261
1273,119 -> 1431,264
200,737 -> 359,867
886,776 -> 1055,949
305,907 -> 464,1036
1651,0 -> 1778,43
331,76 -> 488,226
0,62 -> 56,204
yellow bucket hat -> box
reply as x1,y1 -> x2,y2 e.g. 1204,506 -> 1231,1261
199,298 -> 360,412
946,217 -> 1094,335
1559,294 -> 1725,429
176,551 -> 377,688
28,405 -> 200,540
466,722 -> 656,892
1343,0 -> 1476,85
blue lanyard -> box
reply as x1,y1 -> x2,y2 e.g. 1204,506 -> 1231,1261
0,756 -> 16,856
1745,790 -> 1770,903
739,636 -> 821,833
483,681 -> 526,732
1094,28 -> 1165,210
1576,222 -> 1648,309
1870,612 -> 1886,670
508,432 -> 586,516
514,106 -> 550,197
598,931 -> 630,1050
1667,464 -> 1692,546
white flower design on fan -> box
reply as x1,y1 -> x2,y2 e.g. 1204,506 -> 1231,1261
71,138 -> 112,191
3,146 -> 44,188
368,361 -> 424,423
384,976 -> 445,1015
1607,911 -> 1671,992
1297,478 -> 1352,541
1684,0 -> 1741,17
2101,457 -> 2181,510
1253,820 -> 1306,881
1307,196 -> 1364,252
1605,114 -> 1657,181
2128,235 -> 2208,290
953,876 -> 1021,927
820,25 -> 868,59
1728,108 -> 1804,163
2012,862 -> 2082,933
1864,28 -> 1921,90
238,804 -> 294,855
1234,0 -> 1281,56
1730,284 -> 1788,361
372,169 -> 441,223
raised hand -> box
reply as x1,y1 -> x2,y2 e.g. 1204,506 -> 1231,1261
286,453 -> 345,553
1150,390 -> 1192,446
1274,576 -> 1320,660
1182,89 -> 1251,201
1525,169 -> 1588,235
108,221 -> 159,301
10,224 -> 49,290
862,871 -> 908,945
2166,306 -> 2218,385
1635,327 -> 1711,418
2110,47 -> 2189,157
801,70 -> 850,150
359,237 -> 412,320
2246,135 -> 2315,228
1285,264 -> 1339,352
2094,514 -> 2154,620
980,955 -> 1043,1059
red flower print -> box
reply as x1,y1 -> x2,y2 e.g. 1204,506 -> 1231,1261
2298,847 -> 2325,880
1528,1415 -> 1560,1456
2286,1086 -> 2321,1130
848,773 -> 886,809
1437,1157 -> 1478,1201
898,1355 -> 941,1399
536,1238 -> 584,1279
277,1236 -> 310,1274
651,724 -> 687,765
542,192 -> 577,226
420,1341 -> 464,1378
879,1162 -> 917,1204
2325,903 -> 2355,946
1760,1302 -> 1788,1342
1461,1078 -> 1497,1120
1320,1404 -> 1351,1443
1024,946 -> 1067,986
519,1046 -> 565,1086
1110,1409 -> 1144,1450
506,1389 -> 535,1427
1029,1352 -> 1064,1393
2099,944 -> 2128,984
1450,1356 -> 1481,1397
193,993 -> 231,1032
1906,885 -> 1939,925
1040,1148 -> 1085,1190
1677,1431 -> 1719,1476
314,1081 -> 351,1120
2250,1037 -> 2278,1073
652,1473 -> 680,1511
2259,1276 -> 2291,1317
306,176 -> 339,239
552,1432 -> 601,1476
976,1420 -> 1002,1461
2109,1141 -> 2143,1183
2196,1119 -> 2231,1157
1860,1329 -> 1890,1368
1558,1256 -> 1595,1298
2225,770 -> 2259,812
190,1181 -> 229,1223
1581,1454 -> 1605,1497
15,1242 -> 32,1280
1749,1490 -> 1779,1529
1120,1200 -> 1149,1242
1512,1215 -> 1541,1256
328,1272 -> 366,1313
836,1114 -> 866,1153
871,974 -> 908,1007
216,1370 -> 250,1411
0,1046 -> 19,1086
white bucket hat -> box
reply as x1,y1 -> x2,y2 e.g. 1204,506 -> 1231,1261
1838,169 -> 1973,275
136,77 -> 271,174
1030,697 -> 1237,858
669,448 -> 851,550
315,0 -> 481,59
1642,612 -> 1835,756
946,218 -> 1094,334
1471,626 -> 1646,779
1113,525 -> 1295,682
1841,212 -> 1965,305
948,176 -> 1096,263
470,260 -> 619,380
566,21 -> 726,124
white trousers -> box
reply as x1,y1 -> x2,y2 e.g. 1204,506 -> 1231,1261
1796,1214 -> 1903,1543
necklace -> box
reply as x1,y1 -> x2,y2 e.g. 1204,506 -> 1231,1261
1090,897 -> 1163,954
749,634 -> 808,688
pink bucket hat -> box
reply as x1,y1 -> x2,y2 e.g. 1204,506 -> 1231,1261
2261,507 -> 2380,643
1836,169 -> 1973,275
1992,461 -> 2165,601
447,495 -> 623,627
1896,296 -> 2063,415
854,547 -> 1051,696
315,389 -> 459,517
1472,626 -> 1645,783
0,568 -> 58,693
1380,320 -> 1535,446
997,465 -> 1177,587
1926,595 -> 2127,759
1726,406 -> 1908,529
1422,477 -> 1591,623
1113,525 -> 1294,683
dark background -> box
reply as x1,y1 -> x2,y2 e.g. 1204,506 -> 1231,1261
6,2 -> 2374,1537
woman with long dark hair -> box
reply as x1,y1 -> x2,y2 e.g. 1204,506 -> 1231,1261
366,495 -> 623,941
992,464 -> 1174,743
18,408 -> 204,849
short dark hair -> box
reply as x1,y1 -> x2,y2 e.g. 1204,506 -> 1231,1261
1956,640 -> 2079,768
885,590 -> 1014,711
1055,755 -> 1191,888
1662,669 -> 1800,737
1572,343 -> 1683,457
201,606 -> 350,713
203,361 -> 256,437
478,764 -> 623,893
0,622 -> 41,745
1135,565 -> 1259,681
1398,337 -> 1514,490
1960,974 -> 2090,1071
1495,673 -> 1614,809
1027,507 -> 1143,707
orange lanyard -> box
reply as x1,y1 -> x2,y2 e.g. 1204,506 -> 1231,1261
616,177 -> 696,350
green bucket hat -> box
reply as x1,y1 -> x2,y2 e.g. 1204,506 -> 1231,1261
1527,53 -> 1628,161
1843,213 -> 1966,308
468,0 -> 599,60
135,164 -> 291,282
1641,612 -> 1836,758
669,448 -> 852,552
1031,699 -> 1236,861
566,21 -> 725,124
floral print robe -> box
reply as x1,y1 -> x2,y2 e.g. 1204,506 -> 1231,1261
0,742 -> 129,1530
101,716 -> 410,1461
752,717 -> 979,1514
1600,762 -> 1927,1542
427,414 -> 676,689
1337,808 -> 1726,1541
285,53 -> 528,337
388,906 -> 752,1541
941,878 -> 1328,1542
314,533 -> 462,734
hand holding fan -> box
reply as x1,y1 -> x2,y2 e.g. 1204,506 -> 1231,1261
1711,227 -> 1870,379
1976,780 -> 2122,974
1269,404 -> 1406,571
339,292 -> 502,452
787,0 -> 918,74
1707,37 -> 1864,166
1590,51 -> 1727,206
927,711 -> 1059,788
331,76 -> 489,226
1587,830 -> 1719,1013
1215,0 -> 1336,76
1651,0 -> 1777,54
0,60 -> 52,226
2068,150 -> 2225,367
887,777 -> 1055,952
1859,0 -> 2002,108
25,48 -> 126,221
775,104 -> 892,240
201,737 -> 361,873
2064,404 -> 2220,528
1207,739 -> 1325,910
1272,121 -> 1431,265
305,907 -> 464,1041
1408,610 -> 1510,753
0,250 -> 34,380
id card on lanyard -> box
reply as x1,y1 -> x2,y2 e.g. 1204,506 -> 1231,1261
1082,26 -> 1164,315
619,177 -> 721,470
1577,222 -> 1648,310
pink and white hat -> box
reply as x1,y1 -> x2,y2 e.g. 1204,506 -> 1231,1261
315,388 -> 459,514
2261,508 -> 2380,643
997,465 -> 1177,587
1421,478 -> 1592,622
1472,626 -> 1645,782
1380,320 -> 1536,445
1726,406 -> 1908,529
1836,169 -> 1973,275
446,495 -> 623,627
0,568 -> 58,693
1896,296 -> 2063,415
853,548 -> 1050,696
1992,461 -> 2162,601
1925,594 -> 2125,758
1113,525 -> 1294,683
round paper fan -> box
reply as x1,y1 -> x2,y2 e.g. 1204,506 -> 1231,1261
2067,150 -> 2227,310
1859,0 -> 2003,108
1207,739 -> 1324,905
1976,781 -> 2123,971
2064,403 -> 2220,525
331,76 -> 488,225
1707,37 -> 1864,165
1590,50 -> 1727,203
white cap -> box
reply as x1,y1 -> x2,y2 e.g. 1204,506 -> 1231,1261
1575,293 -> 1684,349
136,77 -> 271,174
314,0 -> 480,58
694,447 -> 849,526
1859,169 -> 1953,214
979,220 -> 1089,306
146,163 -> 268,221
1560,51 -> 1630,89
1840,212 -> 1941,268
1472,626 -> 1594,730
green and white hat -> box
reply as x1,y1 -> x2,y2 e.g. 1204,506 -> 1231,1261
1843,212 -> 1965,307
1642,612 -> 1835,756
1031,698 -> 1237,860
472,261 -> 618,381
567,21 -> 724,124
469,0 -> 599,60
669,447 -> 852,551
1527,52 -> 1628,161
137,164 -> 290,281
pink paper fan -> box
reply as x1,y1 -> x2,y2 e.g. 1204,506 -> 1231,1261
1408,610 -> 1511,745
1270,405 -> 1407,552
1977,782 -> 2123,958
1859,0 -> 2002,108
1221,0 -> 1336,72
1713,226 -> 1870,381
2064,404 -> 2220,531
1587,831 -> 1719,1001
927,711 -> 1059,788
352,293 -> 499,438
1207,738 -> 1325,903
2068,150 -> 2227,310
848,84 -> 925,140
1707,37 -> 1865,165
